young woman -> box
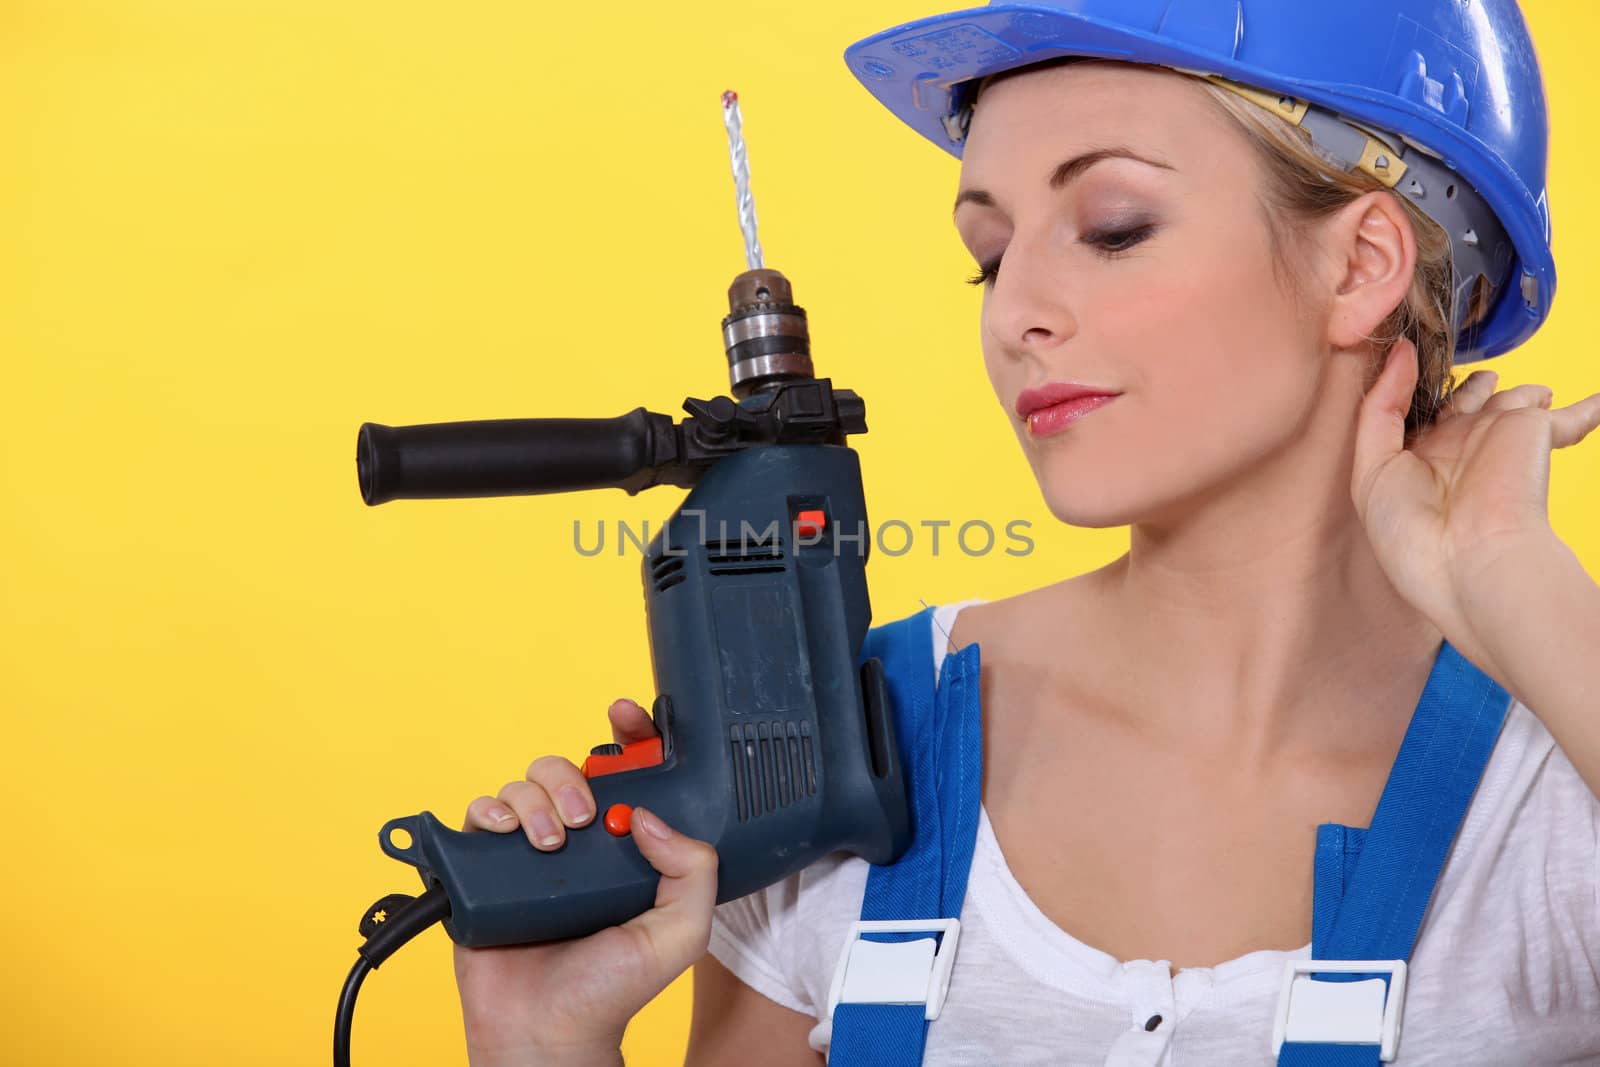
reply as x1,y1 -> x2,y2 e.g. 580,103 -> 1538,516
450,4 -> 1600,1064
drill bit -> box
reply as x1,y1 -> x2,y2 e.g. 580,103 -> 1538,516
721,90 -> 764,271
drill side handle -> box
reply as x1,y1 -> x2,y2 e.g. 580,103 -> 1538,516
357,409 -> 685,504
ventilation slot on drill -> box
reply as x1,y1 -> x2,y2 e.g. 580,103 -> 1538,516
649,553 -> 687,593
705,539 -> 786,576
730,720 -> 816,822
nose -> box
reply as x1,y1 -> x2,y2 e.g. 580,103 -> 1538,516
983,236 -> 1078,358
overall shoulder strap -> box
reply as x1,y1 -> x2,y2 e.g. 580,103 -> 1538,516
1278,640 -> 1512,1065
831,606 -> 983,1066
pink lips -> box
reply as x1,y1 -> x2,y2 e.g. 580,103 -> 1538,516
1014,382 -> 1121,438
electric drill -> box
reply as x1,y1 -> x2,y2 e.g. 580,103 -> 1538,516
356,265 -> 910,945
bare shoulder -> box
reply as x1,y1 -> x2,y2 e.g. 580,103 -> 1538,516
685,953 -> 824,1067
945,564 -> 1117,661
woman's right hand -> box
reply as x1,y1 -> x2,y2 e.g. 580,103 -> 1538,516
452,698 -> 720,1067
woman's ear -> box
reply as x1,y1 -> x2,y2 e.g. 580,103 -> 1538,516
1321,190 -> 1418,352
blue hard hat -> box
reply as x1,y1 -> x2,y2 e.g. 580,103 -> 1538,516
843,1 -> 1555,363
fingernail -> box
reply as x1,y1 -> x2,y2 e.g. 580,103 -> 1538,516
489,806 -> 515,826
635,807 -> 673,840
558,786 -> 593,826
529,810 -> 562,847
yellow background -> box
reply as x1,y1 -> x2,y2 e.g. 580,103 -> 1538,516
3,2 -> 1595,1064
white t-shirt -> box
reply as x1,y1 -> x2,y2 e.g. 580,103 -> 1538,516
708,600 -> 1600,1065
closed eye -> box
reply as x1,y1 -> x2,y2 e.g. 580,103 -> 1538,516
965,223 -> 1158,287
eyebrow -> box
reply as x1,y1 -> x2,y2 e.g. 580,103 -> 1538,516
952,146 -> 1176,216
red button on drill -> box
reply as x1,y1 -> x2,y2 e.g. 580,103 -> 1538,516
796,508 -> 826,538
603,803 -> 633,836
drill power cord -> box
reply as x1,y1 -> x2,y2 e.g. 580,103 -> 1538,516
333,885 -> 452,1067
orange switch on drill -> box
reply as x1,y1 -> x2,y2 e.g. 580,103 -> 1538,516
581,737 -> 664,779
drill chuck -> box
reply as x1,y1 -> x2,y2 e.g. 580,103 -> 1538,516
722,268 -> 813,398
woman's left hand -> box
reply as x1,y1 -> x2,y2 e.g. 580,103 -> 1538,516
1351,337 -> 1600,670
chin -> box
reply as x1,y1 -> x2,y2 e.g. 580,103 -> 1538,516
1032,440 -> 1223,529
1023,398 -> 1301,529
1019,420 -> 1153,528
1036,477 -> 1148,529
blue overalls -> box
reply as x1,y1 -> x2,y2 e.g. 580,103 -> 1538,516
827,605 -> 1512,1066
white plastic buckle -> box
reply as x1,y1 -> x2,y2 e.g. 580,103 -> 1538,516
1271,959 -> 1408,1062
825,919 -> 961,1022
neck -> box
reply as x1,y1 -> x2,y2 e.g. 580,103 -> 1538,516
1089,395 -> 1441,764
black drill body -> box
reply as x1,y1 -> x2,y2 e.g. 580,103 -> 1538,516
373,441 -> 908,946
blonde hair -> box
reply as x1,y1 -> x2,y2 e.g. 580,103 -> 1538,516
977,58 -> 1488,441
